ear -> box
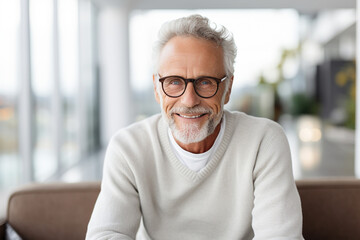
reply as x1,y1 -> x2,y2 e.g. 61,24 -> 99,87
224,76 -> 234,104
153,74 -> 160,104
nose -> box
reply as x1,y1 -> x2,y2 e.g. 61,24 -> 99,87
180,82 -> 201,108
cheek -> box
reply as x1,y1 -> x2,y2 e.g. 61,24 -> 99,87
161,96 -> 177,113
208,95 -> 224,114
213,101 -> 222,114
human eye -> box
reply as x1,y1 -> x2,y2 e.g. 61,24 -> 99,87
169,79 -> 181,85
200,79 -> 211,85
164,77 -> 184,87
197,78 -> 216,87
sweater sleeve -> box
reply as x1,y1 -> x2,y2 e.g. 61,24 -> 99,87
252,121 -> 303,240
86,137 -> 141,240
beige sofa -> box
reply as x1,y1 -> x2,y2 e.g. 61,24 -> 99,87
1,179 -> 360,240
0,182 -> 99,240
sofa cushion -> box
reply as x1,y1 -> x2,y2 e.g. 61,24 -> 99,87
7,182 -> 100,240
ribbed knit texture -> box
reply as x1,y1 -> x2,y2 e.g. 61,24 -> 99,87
86,110 -> 303,240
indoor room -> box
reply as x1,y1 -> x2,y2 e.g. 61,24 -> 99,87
0,0 -> 358,239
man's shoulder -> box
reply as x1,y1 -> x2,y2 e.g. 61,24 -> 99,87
225,110 -> 285,136
110,113 -> 162,145
103,114 -> 164,169
226,110 -> 278,127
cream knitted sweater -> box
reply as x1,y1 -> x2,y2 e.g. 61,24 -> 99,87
86,110 -> 303,240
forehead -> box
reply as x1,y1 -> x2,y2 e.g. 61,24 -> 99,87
158,36 -> 225,76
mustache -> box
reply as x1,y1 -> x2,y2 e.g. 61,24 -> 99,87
169,106 -> 213,115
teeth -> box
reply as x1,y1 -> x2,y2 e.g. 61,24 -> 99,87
178,114 -> 203,119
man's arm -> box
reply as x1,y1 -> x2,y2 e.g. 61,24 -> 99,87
86,138 -> 141,240
252,122 -> 303,240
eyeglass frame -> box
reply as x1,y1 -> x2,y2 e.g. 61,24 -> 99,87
157,74 -> 227,99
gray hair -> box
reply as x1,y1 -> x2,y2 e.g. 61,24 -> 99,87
152,14 -> 237,79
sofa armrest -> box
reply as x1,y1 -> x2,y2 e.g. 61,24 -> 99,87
7,182 -> 100,240
297,178 -> 360,239
0,219 -> 5,240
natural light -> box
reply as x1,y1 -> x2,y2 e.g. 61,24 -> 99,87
130,9 -> 300,92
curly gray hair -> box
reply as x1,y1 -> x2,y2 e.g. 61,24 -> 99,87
152,14 -> 237,79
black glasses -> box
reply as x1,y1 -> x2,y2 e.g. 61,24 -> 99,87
158,74 -> 227,98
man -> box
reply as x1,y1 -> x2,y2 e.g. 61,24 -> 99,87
86,15 -> 303,239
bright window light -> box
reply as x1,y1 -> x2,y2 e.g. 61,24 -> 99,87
130,9 -> 299,92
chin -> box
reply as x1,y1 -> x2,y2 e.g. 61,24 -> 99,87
172,122 -> 209,144
161,105 -> 224,144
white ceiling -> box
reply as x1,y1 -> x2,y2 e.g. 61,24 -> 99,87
96,0 -> 356,13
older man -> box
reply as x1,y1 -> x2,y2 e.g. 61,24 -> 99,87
86,15 -> 303,239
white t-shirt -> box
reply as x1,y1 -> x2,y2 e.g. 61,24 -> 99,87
168,115 -> 226,172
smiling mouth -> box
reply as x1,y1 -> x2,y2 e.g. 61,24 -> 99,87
175,113 -> 207,119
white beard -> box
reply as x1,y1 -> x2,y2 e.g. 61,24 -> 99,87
161,106 -> 223,144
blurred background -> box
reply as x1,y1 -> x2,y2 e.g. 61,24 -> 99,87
0,0 -> 357,218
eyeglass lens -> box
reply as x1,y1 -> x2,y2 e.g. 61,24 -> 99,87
162,76 -> 218,98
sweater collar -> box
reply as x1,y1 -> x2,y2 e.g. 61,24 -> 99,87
158,110 -> 235,182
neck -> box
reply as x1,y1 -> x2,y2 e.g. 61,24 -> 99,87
174,121 -> 222,154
